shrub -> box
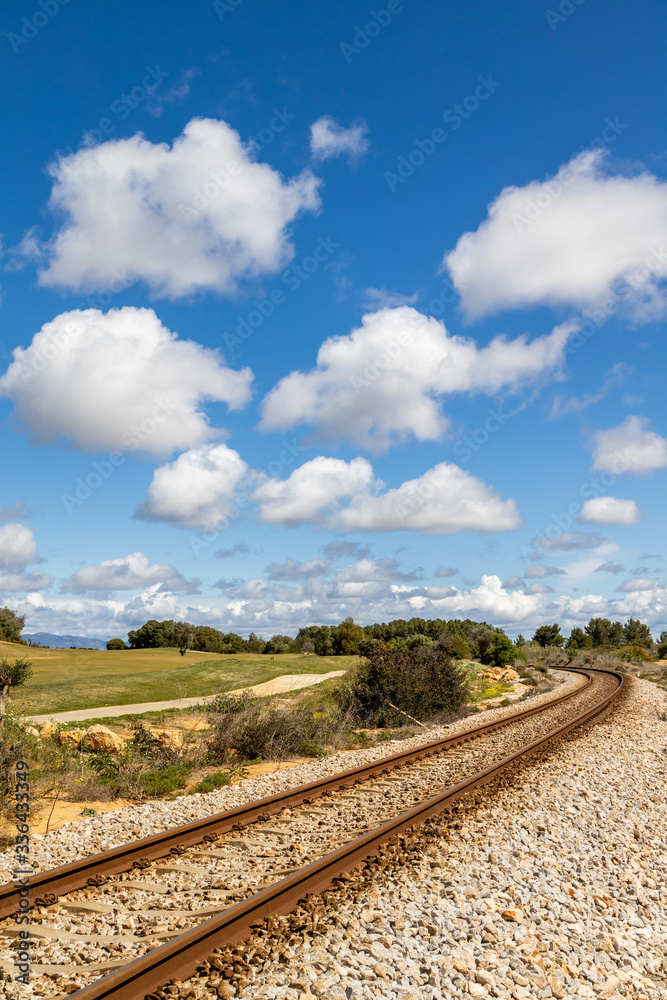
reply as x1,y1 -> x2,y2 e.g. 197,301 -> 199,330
345,639 -> 468,726
87,751 -> 120,781
191,770 -> 232,794
106,638 -> 127,650
438,634 -> 471,660
206,691 -> 354,763
140,762 -> 192,796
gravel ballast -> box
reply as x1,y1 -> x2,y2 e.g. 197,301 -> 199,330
0,671 -> 584,880
4,670 -> 665,999
211,675 -> 664,1000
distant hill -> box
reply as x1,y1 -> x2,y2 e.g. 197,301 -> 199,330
23,632 -> 108,650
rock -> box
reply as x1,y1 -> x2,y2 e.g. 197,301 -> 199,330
25,726 -> 40,737
468,985 -> 485,998
149,728 -> 183,749
501,907 -> 525,924
84,725 -> 125,754
40,720 -> 58,738
547,977 -> 565,998
59,728 -> 85,749
476,969 -> 496,987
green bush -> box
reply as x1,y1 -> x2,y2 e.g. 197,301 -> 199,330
140,762 -> 193,796
87,751 -> 120,781
191,770 -> 232,794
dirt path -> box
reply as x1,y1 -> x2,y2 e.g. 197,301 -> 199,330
28,671 -> 347,724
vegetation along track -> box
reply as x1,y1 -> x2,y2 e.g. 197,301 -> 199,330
0,666 -> 622,998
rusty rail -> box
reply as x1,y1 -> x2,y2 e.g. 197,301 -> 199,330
0,665 -> 592,919
66,666 -> 623,1000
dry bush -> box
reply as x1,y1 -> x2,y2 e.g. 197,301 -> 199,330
206,691 -> 356,762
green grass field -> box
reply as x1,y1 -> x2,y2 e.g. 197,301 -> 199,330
0,641 -> 359,716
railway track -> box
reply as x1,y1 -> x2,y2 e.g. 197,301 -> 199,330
1,665 -> 623,999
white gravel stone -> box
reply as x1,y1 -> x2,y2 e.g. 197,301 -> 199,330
191,675 -> 666,1000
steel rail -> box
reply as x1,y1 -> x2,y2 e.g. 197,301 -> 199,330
0,665 -> 592,919
65,666 -> 623,1000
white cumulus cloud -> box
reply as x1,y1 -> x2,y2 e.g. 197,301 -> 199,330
137,443 -> 251,531
329,462 -> 521,534
592,416 -> 667,475
0,308 -> 252,456
39,117 -> 320,298
254,457 -> 521,535
444,150 -> 667,320
0,524 -> 51,592
260,306 -> 574,450
578,496 -> 642,525
309,116 -> 370,162
253,457 -> 375,526
61,552 -> 199,594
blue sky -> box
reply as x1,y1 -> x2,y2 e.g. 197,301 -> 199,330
0,0 -> 666,640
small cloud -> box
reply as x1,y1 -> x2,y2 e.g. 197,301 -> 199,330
550,363 -> 629,419
309,116 -> 370,162
578,496 -> 642,525
214,541 -> 253,559
594,561 -> 624,574
616,577 -> 661,592
322,541 -> 371,562
214,577 -> 245,592
534,531 -> 607,551
524,581 -> 554,595
592,416 -> 667,475
4,227 -> 44,272
147,68 -> 200,117
434,566 -> 458,578
0,501 -> 29,522
524,564 -> 566,578
362,287 -> 419,310
265,557 -> 329,581
503,575 -> 525,590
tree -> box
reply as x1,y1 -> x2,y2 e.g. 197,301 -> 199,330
127,619 -> 175,648
333,617 -> 365,655
263,634 -> 295,654
0,607 -> 26,645
0,657 -> 32,730
584,617 -> 622,647
532,624 -> 564,648
486,633 -> 517,667
623,618 -> 652,648
313,627 -> 335,657
106,638 -> 127,650
173,621 -> 195,656
608,621 -> 625,645
566,627 -> 591,650
515,634 -> 526,647
247,632 -> 265,653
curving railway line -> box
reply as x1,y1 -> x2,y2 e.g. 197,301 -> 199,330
0,665 -> 623,999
